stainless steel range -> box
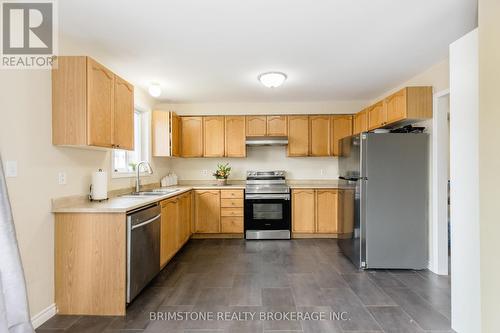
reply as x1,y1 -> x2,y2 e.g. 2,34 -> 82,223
244,170 -> 291,240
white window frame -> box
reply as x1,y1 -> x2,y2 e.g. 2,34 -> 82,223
111,108 -> 151,178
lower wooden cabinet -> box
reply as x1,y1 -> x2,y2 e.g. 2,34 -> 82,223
292,188 -> 345,234
160,191 -> 193,268
194,189 -> 244,234
194,190 -> 221,233
160,197 -> 179,267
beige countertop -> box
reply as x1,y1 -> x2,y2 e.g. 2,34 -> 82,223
51,180 -> 352,214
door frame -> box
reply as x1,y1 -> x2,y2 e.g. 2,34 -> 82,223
429,89 -> 450,275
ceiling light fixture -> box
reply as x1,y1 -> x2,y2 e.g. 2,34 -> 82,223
258,72 -> 287,88
148,83 -> 162,98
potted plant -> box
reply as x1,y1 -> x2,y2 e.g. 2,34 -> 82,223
213,163 -> 231,186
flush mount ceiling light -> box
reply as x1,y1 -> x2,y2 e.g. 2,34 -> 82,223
148,83 -> 162,97
258,72 -> 287,88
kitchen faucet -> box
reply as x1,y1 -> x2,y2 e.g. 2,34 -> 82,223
135,161 -> 153,193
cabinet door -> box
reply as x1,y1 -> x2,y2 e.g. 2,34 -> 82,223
339,190 -> 354,234
87,58 -> 114,147
309,115 -> 331,156
171,113 -> 181,157
178,193 -> 191,245
368,101 -> 387,130
386,88 -> 407,124
246,116 -> 267,136
287,116 -> 310,156
267,116 -> 287,136
292,189 -> 315,233
194,190 -> 220,233
353,109 -> 368,135
316,190 -> 339,233
181,117 -> 203,157
225,116 -> 246,157
113,76 -> 134,150
332,115 -> 353,156
160,198 -> 179,267
203,116 -> 225,157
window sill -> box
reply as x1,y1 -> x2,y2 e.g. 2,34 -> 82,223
111,172 -> 152,179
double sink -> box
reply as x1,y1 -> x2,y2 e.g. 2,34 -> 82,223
120,188 -> 180,198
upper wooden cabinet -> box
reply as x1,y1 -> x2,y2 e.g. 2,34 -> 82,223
225,116 -> 246,157
368,101 -> 387,130
331,115 -> 353,156
152,111 -> 180,157
267,116 -> 288,136
309,115 -> 331,156
52,56 -> 134,150
194,190 -> 221,233
181,117 -> 203,157
385,87 -> 432,125
203,116 -> 225,157
246,116 -> 267,136
292,189 -> 315,233
287,115 -> 310,156
353,108 -> 368,135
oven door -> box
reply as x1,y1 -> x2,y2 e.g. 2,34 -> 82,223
244,193 -> 291,233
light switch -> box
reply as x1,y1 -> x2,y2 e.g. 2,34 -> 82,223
58,171 -> 67,185
5,160 -> 17,178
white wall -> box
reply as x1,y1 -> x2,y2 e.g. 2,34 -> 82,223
155,101 -> 367,180
449,29 -> 481,333
478,0 -> 500,330
0,70 -> 168,320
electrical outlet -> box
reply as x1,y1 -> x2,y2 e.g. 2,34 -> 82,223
320,169 -> 326,176
201,169 -> 208,176
58,171 -> 67,185
5,160 -> 17,178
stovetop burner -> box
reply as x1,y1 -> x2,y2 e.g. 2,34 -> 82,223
245,170 -> 289,194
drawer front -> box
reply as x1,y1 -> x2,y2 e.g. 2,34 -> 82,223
221,217 -> 243,233
220,208 -> 243,217
221,198 -> 243,208
220,190 -> 244,199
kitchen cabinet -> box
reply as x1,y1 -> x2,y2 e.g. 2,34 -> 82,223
181,117 -> 203,157
331,115 -> 353,156
353,108 -> 368,135
267,115 -> 288,136
52,56 -> 134,150
113,76 -> 134,150
194,190 -> 221,233
287,115 -> 310,156
385,87 -> 432,125
309,115 -> 331,156
178,191 -> 192,245
368,101 -> 387,130
152,111 -> 180,157
160,197 -> 179,267
225,116 -> 246,157
316,190 -> 340,233
292,188 -> 346,235
203,116 -> 225,157
292,189 -> 315,233
246,116 -> 267,136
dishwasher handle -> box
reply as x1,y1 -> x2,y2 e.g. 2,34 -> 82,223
131,214 -> 161,230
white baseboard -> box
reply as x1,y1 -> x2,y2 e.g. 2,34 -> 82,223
31,303 -> 57,329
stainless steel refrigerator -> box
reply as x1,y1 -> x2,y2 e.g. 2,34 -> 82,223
338,133 -> 428,269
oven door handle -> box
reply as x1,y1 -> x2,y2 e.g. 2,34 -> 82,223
245,194 -> 290,200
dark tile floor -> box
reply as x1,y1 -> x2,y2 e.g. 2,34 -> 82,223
37,239 -> 453,333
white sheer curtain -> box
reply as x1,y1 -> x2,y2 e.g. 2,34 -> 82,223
0,156 -> 34,333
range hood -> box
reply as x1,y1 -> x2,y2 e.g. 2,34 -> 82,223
245,136 -> 288,146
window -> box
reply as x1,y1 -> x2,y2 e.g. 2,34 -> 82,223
112,110 -> 149,176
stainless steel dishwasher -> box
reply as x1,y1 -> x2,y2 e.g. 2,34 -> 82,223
127,203 -> 161,303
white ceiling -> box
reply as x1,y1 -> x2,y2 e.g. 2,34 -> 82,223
59,0 -> 477,103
